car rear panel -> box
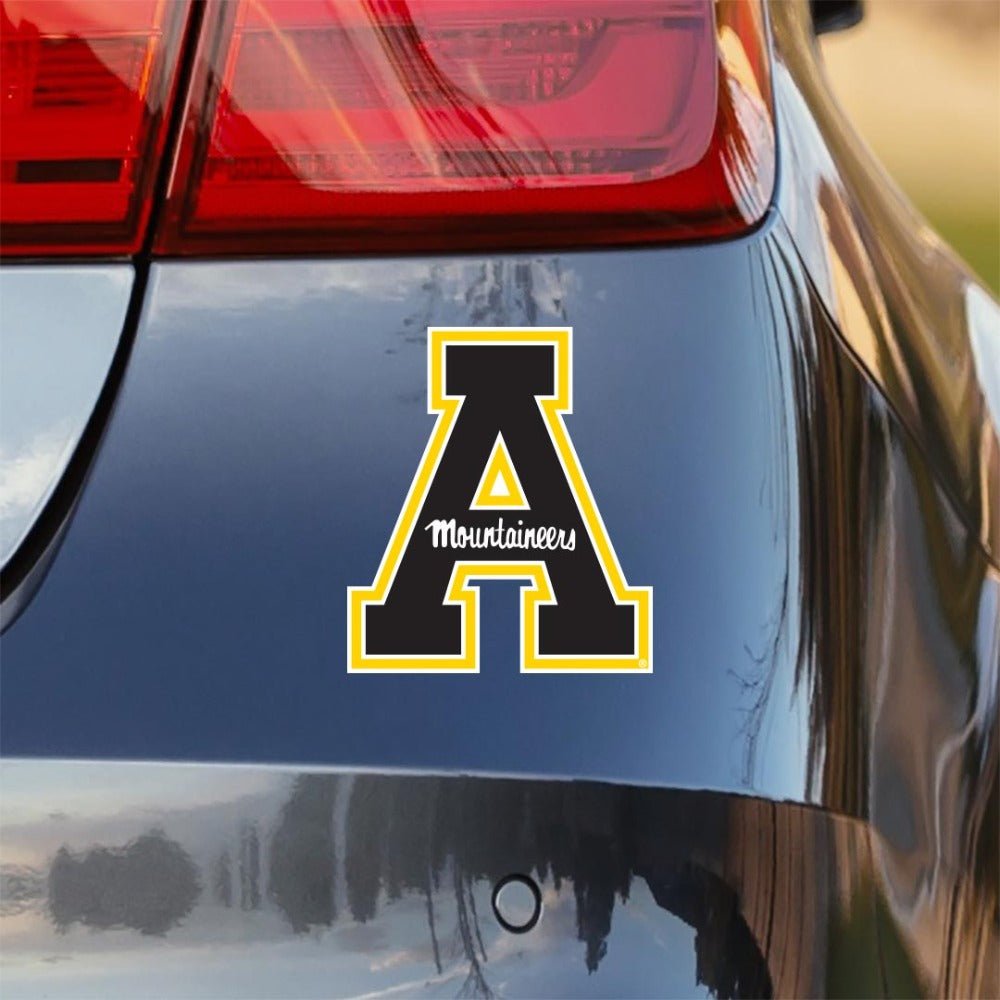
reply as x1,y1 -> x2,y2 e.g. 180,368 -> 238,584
0,226 -> 991,797
2,224 -> 997,994
2,1 -> 998,996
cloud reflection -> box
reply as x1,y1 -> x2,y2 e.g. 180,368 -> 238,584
0,425 -> 73,559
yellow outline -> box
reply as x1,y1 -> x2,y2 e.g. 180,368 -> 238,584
347,328 -> 652,674
470,433 -> 529,509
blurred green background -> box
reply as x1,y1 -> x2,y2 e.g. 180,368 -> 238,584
821,0 -> 999,293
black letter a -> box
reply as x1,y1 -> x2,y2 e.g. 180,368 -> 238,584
348,329 -> 651,673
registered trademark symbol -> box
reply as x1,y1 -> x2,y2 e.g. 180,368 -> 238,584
639,659 -> 648,669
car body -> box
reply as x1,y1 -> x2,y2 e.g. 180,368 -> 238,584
1,1 -> 997,997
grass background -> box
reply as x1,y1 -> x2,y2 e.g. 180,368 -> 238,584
821,0 -> 999,293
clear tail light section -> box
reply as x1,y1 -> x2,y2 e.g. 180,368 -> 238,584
0,0 -> 191,256
157,0 -> 774,255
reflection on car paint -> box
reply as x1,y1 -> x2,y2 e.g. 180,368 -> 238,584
0,267 -> 131,571
0,763 -> 890,998
771,0 -> 1000,558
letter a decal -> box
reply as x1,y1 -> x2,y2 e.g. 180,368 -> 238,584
347,328 -> 652,673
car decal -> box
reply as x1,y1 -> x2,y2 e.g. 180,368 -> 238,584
348,328 -> 651,673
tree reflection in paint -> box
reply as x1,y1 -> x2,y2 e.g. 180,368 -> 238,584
341,775 -> 772,998
48,829 -> 200,936
38,776 -> 783,997
268,774 -> 338,933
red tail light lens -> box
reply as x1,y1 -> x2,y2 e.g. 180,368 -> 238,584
158,0 -> 774,254
0,0 -> 190,256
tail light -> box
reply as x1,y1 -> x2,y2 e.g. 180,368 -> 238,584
0,0 -> 191,256
0,0 -> 774,257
